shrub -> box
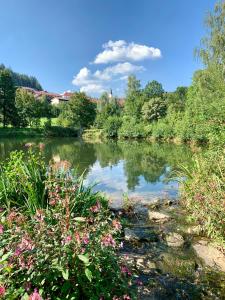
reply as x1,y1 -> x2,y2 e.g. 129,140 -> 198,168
118,118 -> 146,139
103,116 -> 122,138
0,151 -> 134,299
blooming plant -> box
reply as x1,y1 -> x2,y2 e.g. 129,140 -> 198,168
0,151 -> 134,299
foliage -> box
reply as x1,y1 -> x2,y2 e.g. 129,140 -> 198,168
118,117 -> 146,139
103,116 -> 122,138
0,69 -> 17,127
143,80 -> 164,99
0,151 -> 133,299
95,99 -> 121,129
0,151 -> 47,214
58,92 -> 96,129
0,64 -> 42,91
141,97 -> 167,122
179,149 -> 225,246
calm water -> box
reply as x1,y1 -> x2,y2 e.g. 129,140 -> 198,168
0,138 -> 193,206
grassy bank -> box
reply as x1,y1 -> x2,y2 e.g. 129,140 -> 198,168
0,151 -> 134,299
0,126 -> 78,138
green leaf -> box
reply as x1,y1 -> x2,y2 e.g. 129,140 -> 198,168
78,254 -> 89,265
74,217 -> 86,222
0,251 -> 12,262
85,268 -> 93,282
62,269 -> 69,280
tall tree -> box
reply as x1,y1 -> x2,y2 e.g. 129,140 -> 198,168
58,92 -> 96,129
143,80 -> 164,99
0,70 -> 16,127
126,75 -> 141,97
196,1 -> 225,69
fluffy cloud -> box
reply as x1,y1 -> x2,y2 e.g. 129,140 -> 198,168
80,84 -> 105,94
94,40 -> 161,64
72,62 -> 144,94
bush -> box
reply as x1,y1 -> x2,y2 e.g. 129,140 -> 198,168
0,151 -> 134,299
118,118 -> 146,139
103,116 -> 122,138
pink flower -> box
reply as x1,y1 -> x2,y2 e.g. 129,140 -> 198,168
0,224 -> 4,234
123,295 -> 131,300
24,282 -> 32,291
101,234 -> 116,248
62,235 -> 72,245
49,199 -> 56,206
121,265 -> 132,276
14,248 -> 22,256
0,208 -> 4,213
135,279 -> 143,286
112,219 -> 122,231
82,234 -> 89,245
90,201 -> 101,213
29,289 -> 42,300
0,286 -> 5,296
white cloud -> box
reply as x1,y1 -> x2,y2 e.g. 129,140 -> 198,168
94,40 -> 161,64
72,62 -> 144,95
80,84 -> 105,94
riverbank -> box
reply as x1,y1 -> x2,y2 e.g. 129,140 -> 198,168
0,126 -> 78,138
115,198 -> 225,299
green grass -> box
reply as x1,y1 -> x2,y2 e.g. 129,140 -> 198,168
0,126 -> 79,138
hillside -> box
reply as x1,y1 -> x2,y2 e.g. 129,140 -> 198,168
0,63 -> 43,91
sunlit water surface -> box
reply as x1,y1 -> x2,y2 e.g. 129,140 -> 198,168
0,138 -> 194,206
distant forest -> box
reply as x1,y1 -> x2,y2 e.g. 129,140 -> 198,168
0,64 -> 43,91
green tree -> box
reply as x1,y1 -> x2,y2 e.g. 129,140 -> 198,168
58,92 -> 96,129
0,70 -> 16,127
15,89 -> 39,127
126,75 -> 141,97
196,1 -> 225,69
124,75 -> 142,119
143,80 -> 164,99
142,97 -> 167,122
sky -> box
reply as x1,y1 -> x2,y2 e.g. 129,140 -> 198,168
0,0 -> 216,96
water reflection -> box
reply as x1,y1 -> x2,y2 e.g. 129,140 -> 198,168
0,138 -> 193,202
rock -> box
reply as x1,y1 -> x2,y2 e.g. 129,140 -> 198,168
193,240 -> 225,272
186,225 -> 202,235
165,232 -> 185,247
124,227 -> 158,242
148,211 -> 171,223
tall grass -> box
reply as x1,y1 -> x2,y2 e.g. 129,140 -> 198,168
179,148 -> 225,246
0,151 -> 47,214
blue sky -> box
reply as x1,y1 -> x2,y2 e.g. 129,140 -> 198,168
0,0 -> 216,96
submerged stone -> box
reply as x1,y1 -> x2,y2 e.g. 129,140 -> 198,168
124,227 -> 158,242
148,211 -> 171,223
165,232 -> 185,247
193,240 -> 225,272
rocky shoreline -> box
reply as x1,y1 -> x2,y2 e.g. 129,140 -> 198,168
111,199 -> 225,299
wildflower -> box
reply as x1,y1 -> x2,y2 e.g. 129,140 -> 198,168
121,265 -> 132,276
49,199 -> 56,206
0,286 -> 5,297
24,282 -> 32,292
90,201 -> 101,213
101,234 -> 116,248
82,234 -> 89,245
135,279 -> 143,286
0,224 -> 4,234
29,289 -> 42,300
112,219 -> 122,231
0,208 -> 4,213
113,297 -> 120,300
62,235 -> 72,245
14,248 -> 22,256
123,295 -> 131,300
